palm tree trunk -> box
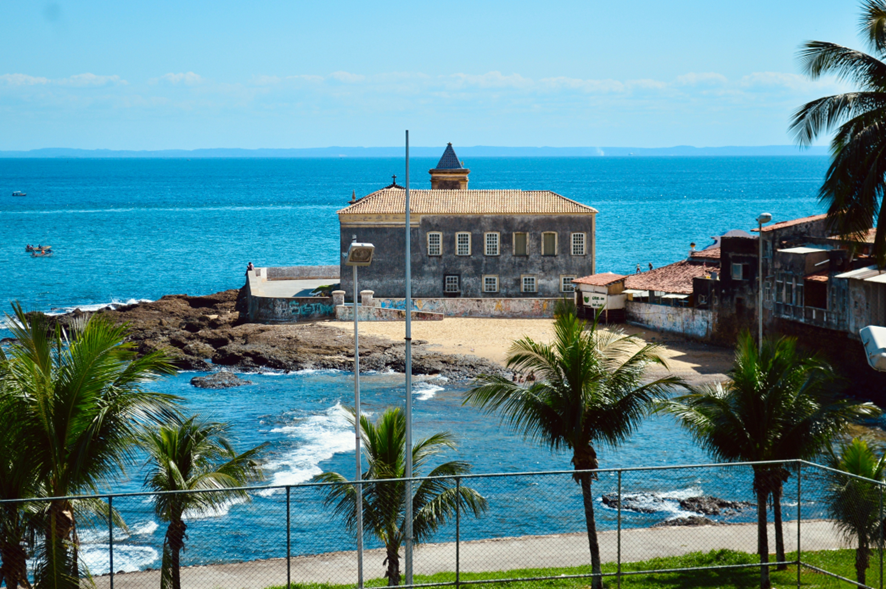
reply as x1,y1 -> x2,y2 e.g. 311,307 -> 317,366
1,539 -> 32,589
42,499 -> 78,589
162,519 -> 187,589
772,484 -> 786,570
578,473 -> 604,589
756,487 -> 771,589
856,539 -> 870,586
384,544 -> 400,586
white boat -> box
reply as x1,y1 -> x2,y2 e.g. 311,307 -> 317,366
12,191 -> 26,197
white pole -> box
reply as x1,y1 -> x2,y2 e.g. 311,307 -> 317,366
353,256 -> 364,589
404,129 -> 414,585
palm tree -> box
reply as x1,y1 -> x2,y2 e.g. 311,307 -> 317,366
139,417 -> 266,589
463,308 -> 679,589
314,407 -> 487,586
660,332 -> 879,589
1,304 -> 179,589
790,0 -> 886,264
825,437 -> 886,586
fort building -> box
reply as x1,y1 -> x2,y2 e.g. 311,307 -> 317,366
337,144 -> 597,299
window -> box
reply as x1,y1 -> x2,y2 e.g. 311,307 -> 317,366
542,232 -> 557,256
521,275 -> 537,293
485,232 -> 500,256
571,233 -> 586,256
513,232 -> 528,256
444,275 -> 460,293
776,273 -> 784,303
427,232 -> 442,256
456,232 -> 471,256
561,276 -> 576,293
483,275 -> 499,293
786,278 -> 794,306
731,263 -> 744,280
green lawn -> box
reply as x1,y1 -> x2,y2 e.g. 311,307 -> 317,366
269,548 -> 886,589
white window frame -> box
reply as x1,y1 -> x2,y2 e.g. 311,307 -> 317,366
482,275 -> 499,293
513,232 -> 528,256
444,275 -> 460,293
542,232 -> 558,256
427,232 -> 442,257
571,233 -> 587,256
521,275 -> 537,293
731,263 -> 744,280
484,232 -> 500,256
456,232 -> 471,256
560,276 -> 576,293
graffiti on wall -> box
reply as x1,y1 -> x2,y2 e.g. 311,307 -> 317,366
377,298 -> 557,318
289,300 -> 334,317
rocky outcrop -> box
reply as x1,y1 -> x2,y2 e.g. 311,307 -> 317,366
38,289 -> 504,380
601,492 -> 753,517
190,372 -> 253,389
652,516 -> 721,527
678,496 -> 754,516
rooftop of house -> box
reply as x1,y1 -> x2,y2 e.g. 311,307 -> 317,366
573,272 -> 626,286
690,247 -> 721,260
827,228 -> 877,244
624,260 -> 710,295
753,213 -> 828,233
433,143 -> 466,170
338,188 -> 598,216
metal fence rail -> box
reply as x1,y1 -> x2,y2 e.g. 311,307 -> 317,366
0,459 -> 881,589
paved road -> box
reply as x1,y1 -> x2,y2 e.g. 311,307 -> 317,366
93,520 -> 842,589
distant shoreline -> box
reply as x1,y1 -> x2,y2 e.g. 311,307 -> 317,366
0,146 -> 829,159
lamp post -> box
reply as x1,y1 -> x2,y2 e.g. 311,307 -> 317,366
404,130 -> 414,586
345,238 -> 375,589
756,213 -> 772,348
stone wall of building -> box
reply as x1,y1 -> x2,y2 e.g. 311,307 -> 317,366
626,301 -> 715,340
340,214 -> 595,298
377,297 -> 560,318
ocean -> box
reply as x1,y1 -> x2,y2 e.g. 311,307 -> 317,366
0,156 -> 829,574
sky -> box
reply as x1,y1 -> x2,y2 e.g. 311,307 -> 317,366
0,0 -> 866,150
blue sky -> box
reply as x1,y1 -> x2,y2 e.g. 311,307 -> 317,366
0,0 -> 864,150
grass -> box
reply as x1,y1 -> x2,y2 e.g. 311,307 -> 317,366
267,548 -> 886,589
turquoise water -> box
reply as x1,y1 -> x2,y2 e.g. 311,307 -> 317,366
0,157 -> 829,574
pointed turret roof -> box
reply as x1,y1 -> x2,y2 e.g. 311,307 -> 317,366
434,143 -> 464,170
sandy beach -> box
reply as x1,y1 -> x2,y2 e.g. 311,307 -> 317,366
326,318 -> 733,385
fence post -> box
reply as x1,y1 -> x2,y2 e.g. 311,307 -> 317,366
617,469 -> 622,589
456,477 -> 461,589
796,462 -> 801,589
287,486 -> 291,589
108,495 -> 114,589
880,484 -> 883,589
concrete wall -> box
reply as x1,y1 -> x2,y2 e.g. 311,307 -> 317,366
626,301 -> 714,340
334,305 -> 444,321
267,265 -> 340,280
340,214 -> 595,298
377,297 -> 559,318
249,296 -> 335,323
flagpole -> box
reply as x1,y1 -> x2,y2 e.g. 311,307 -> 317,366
404,129 -> 414,585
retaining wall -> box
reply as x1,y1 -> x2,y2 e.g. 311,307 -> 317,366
267,266 -> 340,280
249,296 -> 335,323
378,297 -> 559,318
626,301 -> 714,340
334,305 -> 444,322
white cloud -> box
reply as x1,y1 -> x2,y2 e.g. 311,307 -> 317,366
0,74 -> 51,86
154,72 -> 204,85
328,71 -> 365,83
676,72 -> 728,87
59,73 -> 126,87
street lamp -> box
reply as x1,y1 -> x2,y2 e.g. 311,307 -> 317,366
756,213 -> 772,348
860,326 -> 886,371
345,238 -> 374,589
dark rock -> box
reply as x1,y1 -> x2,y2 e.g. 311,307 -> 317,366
600,493 -> 658,514
653,516 -> 721,528
679,496 -> 754,516
190,372 -> 253,389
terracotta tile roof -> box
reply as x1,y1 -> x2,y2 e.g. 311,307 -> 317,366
754,213 -> 827,233
690,247 -> 720,260
573,272 -> 626,286
805,272 -> 829,282
338,188 -> 598,215
624,260 -> 708,295
828,228 -> 877,244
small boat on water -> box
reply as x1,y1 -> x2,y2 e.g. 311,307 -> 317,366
12,191 -> 26,197
26,245 -> 52,256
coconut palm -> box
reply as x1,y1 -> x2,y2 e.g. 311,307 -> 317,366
790,0 -> 886,264
314,407 -> 487,586
1,304 -> 179,589
139,417 -> 266,589
825,437 -> 886,586
463,308 -> 680,589
659,332 -> 879,589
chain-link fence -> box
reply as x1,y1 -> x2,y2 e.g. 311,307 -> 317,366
1,459 -> 884,589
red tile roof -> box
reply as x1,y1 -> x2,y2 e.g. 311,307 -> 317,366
624,260 -> 709,295
338,188 -> 597,215
573,272 -> 626,286
754,213 -> 827,233
690,247 -> 720,260
805,272 -> 830,282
